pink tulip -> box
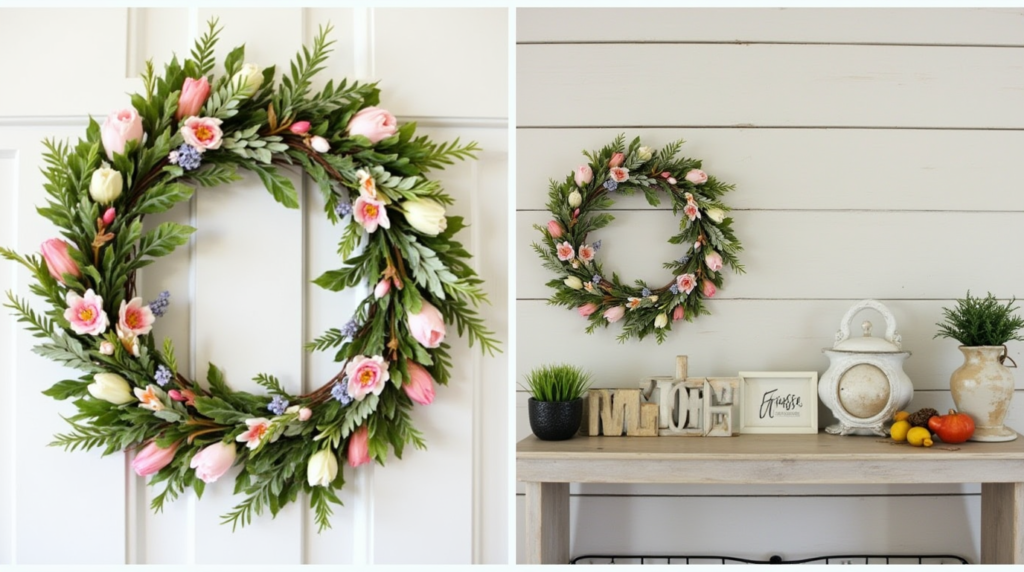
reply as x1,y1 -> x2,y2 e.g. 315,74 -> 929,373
347,107 -> 398,144
41,238 -> 81,284
673,305 -> 685,322
189,441 -> 237,483
404,360 -> 436,406
132,440 -> 179,477
574,164 -> 593,187
168,389 -> 185,402
603,306 -> 626,323
685,169 -> 708,185
374,278 -> 391,299
289,120 -> 311,134
547,220 -> 564,238
407,299 -> 446,348
347,425 -> 371,467
101,108 -> 144,161
175,77 -> 210,121
705,251 -> 723,272
578,303 -> 598,317
102,207 -> 116,226
608,152 -> 625,168
702,280 -> 716,298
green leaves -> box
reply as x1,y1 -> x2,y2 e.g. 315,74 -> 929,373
134,222 -> 196,267
243,162 -> 300,209
133,183 -> 194,215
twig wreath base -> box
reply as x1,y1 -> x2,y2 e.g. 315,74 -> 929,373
1,20 -> 498,531
533,135 -> 744,344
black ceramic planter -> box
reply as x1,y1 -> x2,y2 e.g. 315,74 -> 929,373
528,397 -> 583,441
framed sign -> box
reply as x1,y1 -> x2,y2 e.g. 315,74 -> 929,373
738,372 -> 819,434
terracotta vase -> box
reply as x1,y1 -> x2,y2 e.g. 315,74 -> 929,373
950,346 -> 1017,442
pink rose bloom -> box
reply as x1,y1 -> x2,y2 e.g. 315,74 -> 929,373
609,166 -> 629,183
345,355 -> 391,401
298,407 -> 313,421
683,202 -> 700,221
685,169 -> 708,185
374,278 -> 391,299
603,306 -> 626,323
347,106 -> 398,144
608,152 -> 625,168
102,207 -> 116,226
702,280 -> 717,298
175,77 -> 210,121
180,116 -> 223,152
673,305 -> 686,321
578,303 -> 598,317
404,360 -> 436,406
347,425 -> 371,467
353,195 -> 389,233
41,238 -> 81,284
705,251 -> 723,272
547,220 -> 564,238
555,241 -> 575,262
101,108 -> 144,161
574,164 -> 593,186
134,385 -> 165,412
676,273 -> 697,295
407,299 -> 446,348
64,289 -> 109,336
236,418 -> 273,450
578,244 -> 595,263
132,440 -> 178,477
289,120 -> 311,134
190,441 -> 237,483
118,297 -> 155,336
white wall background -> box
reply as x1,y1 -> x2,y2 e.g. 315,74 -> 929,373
516,7 -> 1024,564
0,7 -> 508,565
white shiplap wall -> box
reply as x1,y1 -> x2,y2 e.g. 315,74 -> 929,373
516,8 -> 1024,564
0,7 -> 508,565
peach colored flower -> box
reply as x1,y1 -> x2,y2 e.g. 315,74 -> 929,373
685,169 -> 708,185
627,297 -> 643,310
578,303 -> 598,317
673,305 -> 686,321
702,280 -> 717,298
64,289 -> 109,336
134,385 -> 165,412
236,418 -> 274,450
608,152 -> 625,168
404,360 -> 436,406
683,202 -> 700,221
584,282 -> 595,293
180,116 -> 223,152
118,297 -> 155,337
345,355 -> 390,401
578,244 -> 595,263
347,425 -> 371,467
603,306 -> 626,323
705,251 -> 724,273
676,273 -> 697,295
353,195 -> 390,233
176,77 -> 210,121
547,220 -> 564,238
555,241 -> 575,262
609,166 -> 629,183
357,169 -> 378,199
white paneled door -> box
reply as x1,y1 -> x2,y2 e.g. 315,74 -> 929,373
0,8 -> 508,565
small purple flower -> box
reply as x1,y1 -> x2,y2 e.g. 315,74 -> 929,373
603,180 -> 618,192
148,291 -> 170,317
154,365 -> 172,387
669,284 -> 680,295
592,275 -> 602,285
335,200 -> 353,218
593,240 -> 602,251
268,395 -> 289,416
677,255 -> 690,265
641,287 -> 651,298
340,320 -> 359,338
331,379 -> 353,405
175,144 -> 202,171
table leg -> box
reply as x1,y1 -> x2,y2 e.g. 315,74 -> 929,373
981,482 -> 1023,563
523,481 -> 569,564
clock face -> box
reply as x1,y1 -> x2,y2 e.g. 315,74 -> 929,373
837,363 -> 890,418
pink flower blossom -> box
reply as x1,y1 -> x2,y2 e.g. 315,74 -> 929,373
685,169 -> 708,185
347,107 -> 398,144
289,120 -> 311,134
547,220 -> 564,238
608,152 -> 625,168
575,164 -> 593,186
404,360 -> 436,406
180,116 -> 223,152
298,407 -> 313,421
101,108 -> 144,161
134,385 -> 165,412
407,300 -> 446,348
169,389 -> 185,402
176,77 -> 210,121
555,241 -> 575,262
357,169 -> 378,199
99,341 -> 115,355
132,440 -> 178,477
236,418 -> 274,450
609,166 -> 629,183
374,278 -> 391,299
683,202 -> 700,221
190,441 -> 236,483
661,172 -> 671,179
578,244 -> 595,263
64,289 -> 109,336
118,297 -> 155,337
676,273 -> 697,295
705,251 -> 724,272
673,305 -> 686,321
702,279 -> 717,298
347,425 -> 371,467
353,195 -> 390,233
578,303 -> 598,317
345,355 -> 390,401
102,207 -> 116,226
41,238 -> 81,284
603,306 -> 626,323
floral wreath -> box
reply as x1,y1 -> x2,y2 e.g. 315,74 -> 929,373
0,21 -> 498,531
533,135 -> 744,344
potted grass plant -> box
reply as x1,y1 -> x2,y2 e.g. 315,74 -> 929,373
935,292 -> 1024,442
524,364 -> 593,441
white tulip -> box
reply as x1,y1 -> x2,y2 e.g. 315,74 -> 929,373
636,146 -> 653,162
564,276 -> 583,290
403,198 -> 447,236
89,163 -> 123,205
568,190 -> 582,208
231,63 -> 263,96
307,448 -> 339,487
706,208 -> 726,224
310,135 -> 331,153
654,313 -> 668,329
88,372 -> 135,405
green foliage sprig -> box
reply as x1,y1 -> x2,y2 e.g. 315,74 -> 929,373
935,291 -> 1024,347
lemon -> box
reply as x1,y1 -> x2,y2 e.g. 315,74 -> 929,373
893,411 -> 911,422
890,420 -> 911,442
907,426 -> 934,447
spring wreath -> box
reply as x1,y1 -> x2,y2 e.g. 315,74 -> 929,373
533,135 -> 743,344
0,21 -> 499,531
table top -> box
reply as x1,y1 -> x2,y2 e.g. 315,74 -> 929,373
517,433 -> 1024,485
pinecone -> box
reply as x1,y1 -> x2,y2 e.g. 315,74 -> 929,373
908,407 -> 938,428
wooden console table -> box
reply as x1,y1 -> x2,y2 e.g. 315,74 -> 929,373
517,433 -> 1024,564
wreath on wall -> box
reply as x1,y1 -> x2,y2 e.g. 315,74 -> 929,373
0,20 -> 499,531
533,135 -> 743,344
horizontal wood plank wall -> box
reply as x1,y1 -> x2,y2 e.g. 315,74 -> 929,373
0,6 -> 507,566
516,7 -> 1024,564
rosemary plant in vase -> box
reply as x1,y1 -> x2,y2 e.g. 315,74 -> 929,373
523,364 -> 593,441
935,292 -> 1024,442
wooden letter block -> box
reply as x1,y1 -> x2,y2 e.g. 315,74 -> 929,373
584,389 -> 659,436
704,377 -> 741,437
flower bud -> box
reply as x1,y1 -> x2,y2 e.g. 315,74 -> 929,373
347,425 -> 371,468
578,303 -> 598,317
407,300 -> 446,349
654,313 -> 668,328
310,135 -> 331,153
547,220 -> 564,238
685,169 -> 708,185
673,305 -> 685,321
568,190 -> 582,208
132,440 -> 178,477
564,276 -> 583,290
374,279 -> 391,299
298,407 -> 312,421
636,146 -> 653,162
231,63 -> 263,97
574,164 -> 593,187
289,121 -> 311,134
404,360 -> 436,406
402,198 -> 447,236
307,448 -> 339,487
190,441 -> 236,483
88,372 -> 135,405
706,208 -> 725,224
102,207 -> 116,226
702,279 -> 717,298
40,238 -> 81,284
176,77 -> 210,121
608,152 -> 625,168
99,341 -> 115,355
89,163 -> 123,205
